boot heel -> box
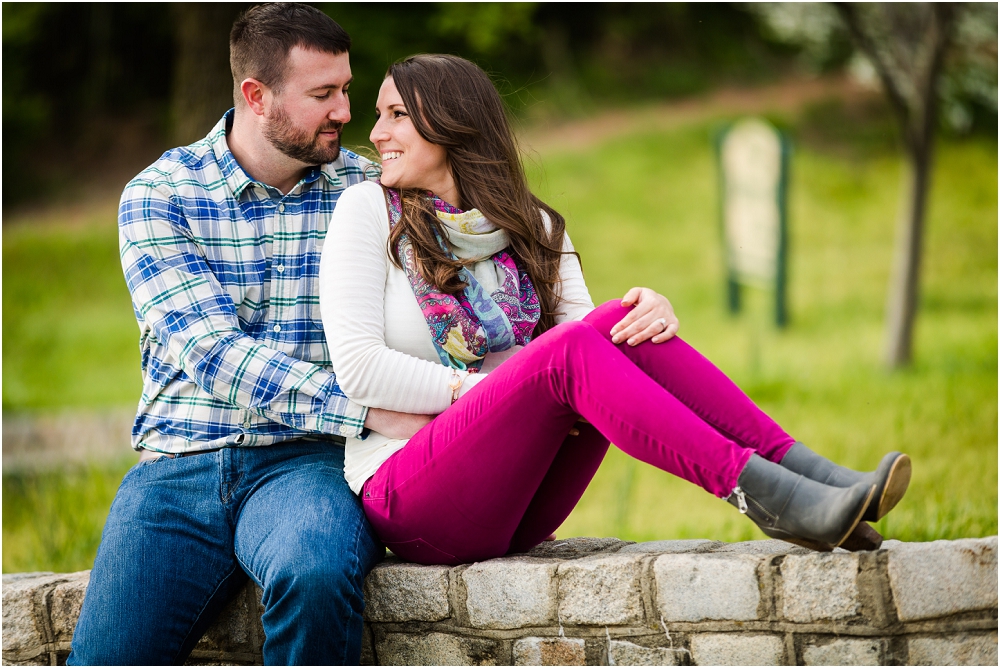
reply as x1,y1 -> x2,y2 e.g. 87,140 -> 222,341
840,522 -> 884,552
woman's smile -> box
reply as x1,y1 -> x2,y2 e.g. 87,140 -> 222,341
369,76 -> 458,206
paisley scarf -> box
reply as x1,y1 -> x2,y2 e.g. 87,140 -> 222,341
384,187 -> 540,370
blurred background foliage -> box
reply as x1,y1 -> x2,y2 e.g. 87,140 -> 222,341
3,2 -> 797,204
4,2 -> 995,207
2,3 -> 997,572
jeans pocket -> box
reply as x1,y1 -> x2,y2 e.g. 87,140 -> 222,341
385,538 -> 459,566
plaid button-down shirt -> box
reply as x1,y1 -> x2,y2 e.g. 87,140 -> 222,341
120,111 -> 373,453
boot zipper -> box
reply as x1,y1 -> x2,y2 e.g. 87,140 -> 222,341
733,486 -> 779,525
733,486 -> 748,513
745,494 -> 778,523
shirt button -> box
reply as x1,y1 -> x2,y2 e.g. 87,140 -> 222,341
275,264 -> 285,273
273,324 -> 281,333
243,420 -> 251,429
278,203 -> 286,213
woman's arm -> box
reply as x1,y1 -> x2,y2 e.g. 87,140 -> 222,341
547,213 -> 596,324
319,182 -> 458,415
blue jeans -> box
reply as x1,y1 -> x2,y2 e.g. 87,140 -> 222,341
68,441 -> 383,665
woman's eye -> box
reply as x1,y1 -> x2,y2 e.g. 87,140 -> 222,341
393,110 -> 408,118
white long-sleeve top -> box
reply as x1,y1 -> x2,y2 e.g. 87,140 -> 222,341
319,181 -> 594,493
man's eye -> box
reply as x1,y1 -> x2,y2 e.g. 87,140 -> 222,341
314,93 -> 330,100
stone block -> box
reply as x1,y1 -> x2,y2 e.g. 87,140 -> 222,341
361,624 -> 375,666
378,632 -> 504,666
558,555 -> 644,625
654,554 -> 761,622
364,563 -> 451,622
690,633 -> 785,666
710,540 -> 807,556
525,537 -> 631,560
48,571 -> 90,643
192,581 -> 263,657
619,540 -> 718,554
463,560 -> 557,629
907,632 -> 998,666
780,553 -> 859,622
2,572 -> 63,654
888,537 -> 997,621
513,637 -> 585,666
608,639 -> 682,666
802,638 -> 882,666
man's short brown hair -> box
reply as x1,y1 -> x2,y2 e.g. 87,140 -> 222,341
230,3 -> 351,104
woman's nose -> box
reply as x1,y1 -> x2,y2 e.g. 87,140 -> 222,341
370,119 -> 388,145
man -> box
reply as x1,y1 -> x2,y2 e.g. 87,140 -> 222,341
69,4 -> 428,664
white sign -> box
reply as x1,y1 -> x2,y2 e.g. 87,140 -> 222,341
721,118 -> 783,288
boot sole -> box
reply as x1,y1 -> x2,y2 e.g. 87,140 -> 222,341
874,454 -> 911,521
758,484 -> 877,552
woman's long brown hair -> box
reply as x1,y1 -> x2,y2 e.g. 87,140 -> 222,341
385,54 -> 577,335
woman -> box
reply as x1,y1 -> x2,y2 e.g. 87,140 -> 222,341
318,54 -> 910,565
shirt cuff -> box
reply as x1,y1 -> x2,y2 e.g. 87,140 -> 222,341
321,395 -> 368,439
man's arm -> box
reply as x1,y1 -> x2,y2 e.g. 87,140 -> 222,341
120,179 -> 367,438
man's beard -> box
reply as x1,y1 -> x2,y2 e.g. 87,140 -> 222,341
263,103 -> 343,165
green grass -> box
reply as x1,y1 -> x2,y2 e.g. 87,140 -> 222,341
2,201 -> 141,411
2,457 -> 136,573
2,108 -> 996,572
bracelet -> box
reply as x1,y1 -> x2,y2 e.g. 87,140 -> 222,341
449,369 -> 465,404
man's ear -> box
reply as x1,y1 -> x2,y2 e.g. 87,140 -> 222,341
240,78 -> 268,116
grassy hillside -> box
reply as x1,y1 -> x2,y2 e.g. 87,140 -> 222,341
3,101 -> 996,571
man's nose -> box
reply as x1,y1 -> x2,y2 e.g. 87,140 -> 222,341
329,94 -> 351,124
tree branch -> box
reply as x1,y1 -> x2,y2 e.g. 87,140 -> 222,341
834,2 -> 916,147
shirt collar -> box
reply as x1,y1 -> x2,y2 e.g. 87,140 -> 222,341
210,109 -> 346,199
210,110 -> 255,199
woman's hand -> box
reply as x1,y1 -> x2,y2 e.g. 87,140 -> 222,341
610,287 -> 679,346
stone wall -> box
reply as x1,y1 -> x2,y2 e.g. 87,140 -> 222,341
3,536 -> 997,666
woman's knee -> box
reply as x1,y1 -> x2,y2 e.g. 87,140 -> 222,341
536,319 -> 604,352
582,300 -> 633,340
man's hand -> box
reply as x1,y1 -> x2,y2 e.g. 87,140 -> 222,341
611,287 -> 679,346
364,407 -> 436,439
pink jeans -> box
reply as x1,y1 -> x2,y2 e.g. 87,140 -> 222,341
362,301 -> 796,565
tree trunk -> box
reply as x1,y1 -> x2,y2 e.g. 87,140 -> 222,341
170,4 -> 245,146
879,7 -> 953,369
835,3 -> 956,369
883,142 -> 932,367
